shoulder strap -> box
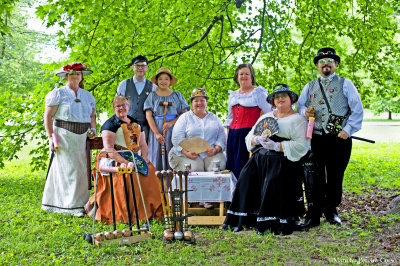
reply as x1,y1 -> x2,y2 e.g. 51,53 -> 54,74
318,78 -> 350,117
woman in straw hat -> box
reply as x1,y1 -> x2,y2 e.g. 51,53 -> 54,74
223,84 -> 309,235
169,88 -> 227,173
144,67 -> 189,171
42,62 -> 97,216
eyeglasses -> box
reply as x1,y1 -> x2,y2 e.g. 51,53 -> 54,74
274,93 -> 289,100
318,58 -> 335,65
134,64 -> 147,69
113,104 -> 128,109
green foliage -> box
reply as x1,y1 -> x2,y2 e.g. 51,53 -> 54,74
0,0 -> 15,36
0,1 -> 53,169
1,0 -> 400,168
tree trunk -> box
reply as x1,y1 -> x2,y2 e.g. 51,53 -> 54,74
388,111 -> 392,120
382,195 -> 400,215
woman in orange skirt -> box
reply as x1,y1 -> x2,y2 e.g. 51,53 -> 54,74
85,95 -> 163,224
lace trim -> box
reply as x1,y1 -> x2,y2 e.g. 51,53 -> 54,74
227,210 -> 248,216
228,86 -> 265,99
227,210 -> 260,216
42,204 -> 85,215
257,216 -> 278,222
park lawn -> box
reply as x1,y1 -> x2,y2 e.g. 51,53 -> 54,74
0,142 -> 399,265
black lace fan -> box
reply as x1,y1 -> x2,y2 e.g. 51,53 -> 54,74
253,117 -> 279,137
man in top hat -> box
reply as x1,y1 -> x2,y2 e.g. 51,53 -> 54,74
117,55 -> 157,142
297,47 -> 364,229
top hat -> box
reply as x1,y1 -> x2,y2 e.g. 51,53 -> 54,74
55,62 -> 93,78
266,84 -> 298,104
150,67 -> 178,86
313,47 -> 341,65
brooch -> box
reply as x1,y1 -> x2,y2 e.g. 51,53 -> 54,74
75,98 -> 81,103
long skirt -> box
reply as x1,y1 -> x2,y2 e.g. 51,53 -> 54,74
41,126 -> 89,215
223,149 -> 304,233
147,118 -> 174,171
226,127 -> 252,179
85,153 -> 163,225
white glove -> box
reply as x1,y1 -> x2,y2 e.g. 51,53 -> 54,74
253,136 -> 269,145
49,137 -> 55,152
260,139 -> 281,152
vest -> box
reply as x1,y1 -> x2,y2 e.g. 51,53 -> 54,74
305,75 -> 349,133
125,78 -> 153,124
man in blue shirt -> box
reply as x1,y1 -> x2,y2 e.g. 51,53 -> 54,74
117,55 -> 156,142
297,48 -> 364,229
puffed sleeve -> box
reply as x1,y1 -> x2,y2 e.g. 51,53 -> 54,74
223,91 -> 234,127
245,114 -> 266,152
175,92 -> 190,113
213,114 -> 226,150
45,89 -> 60,106
143,92 -> 155,112
281,115 -> 310,162
88,92 -> 96,110
255,86 -> 272,114
172,112 -> 188,154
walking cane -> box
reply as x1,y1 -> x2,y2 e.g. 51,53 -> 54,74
46,152 -> 54,180
159,101 -> 172,170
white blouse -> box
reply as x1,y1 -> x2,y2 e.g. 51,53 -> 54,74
245,112 -> 310,162
45,86 -> 96,123
224,86 -> 271,127
172,110 -> 227,159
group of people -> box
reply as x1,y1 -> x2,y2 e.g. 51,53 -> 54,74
41,47 -> 364,236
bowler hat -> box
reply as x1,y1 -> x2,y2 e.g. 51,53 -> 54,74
313,47 -> 340,65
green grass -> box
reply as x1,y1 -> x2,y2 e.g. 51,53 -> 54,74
363,119 -> 400,122
0,142 -> 399,264
344,142 -> 400,193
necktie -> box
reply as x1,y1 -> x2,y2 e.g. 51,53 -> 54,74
321,79 -> 330,89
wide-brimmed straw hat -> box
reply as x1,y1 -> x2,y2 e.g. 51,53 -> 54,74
266,84 -> 298,104
189,88 -> 209,102
55,62 -> 93,78
150,67 -> 178,86
313,47 -> 341,65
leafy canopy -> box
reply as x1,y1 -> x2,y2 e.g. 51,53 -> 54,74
1,0 -> 400,168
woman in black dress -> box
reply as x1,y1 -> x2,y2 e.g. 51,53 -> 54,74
223,84 -> 310,235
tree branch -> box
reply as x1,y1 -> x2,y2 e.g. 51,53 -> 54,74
251,0 -> 266,64
148,15 -> 224,63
